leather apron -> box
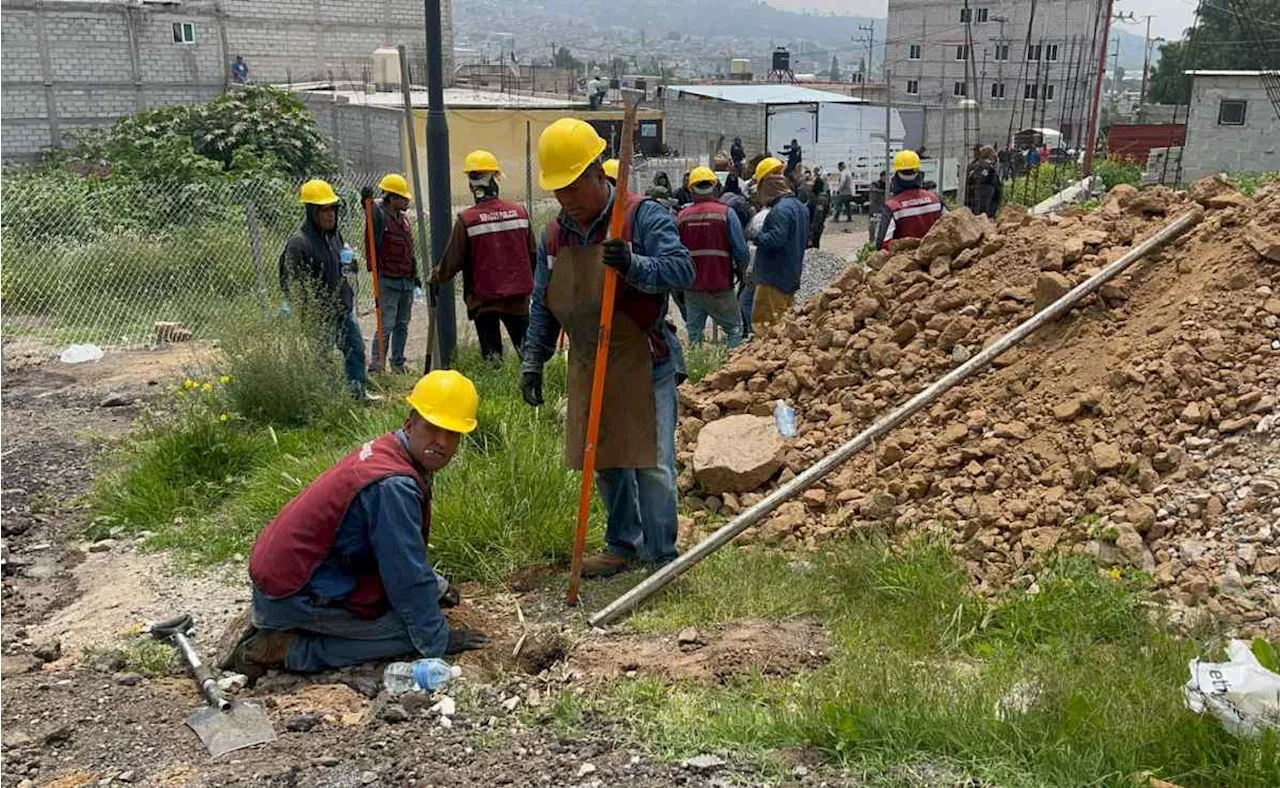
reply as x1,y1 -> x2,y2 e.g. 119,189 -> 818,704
545,244 -> 657,470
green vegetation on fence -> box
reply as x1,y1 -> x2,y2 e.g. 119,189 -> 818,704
1003,157 -> 1143,207
559,542 -> 1279,786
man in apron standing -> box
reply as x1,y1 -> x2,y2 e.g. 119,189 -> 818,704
520,118 -> 694,578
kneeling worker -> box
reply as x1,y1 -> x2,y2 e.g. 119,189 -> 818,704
221,371 -> 490,679
521,118 -> 694,577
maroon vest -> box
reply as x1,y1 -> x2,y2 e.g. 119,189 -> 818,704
249,432 -> 431,619
881,188 -> 944,250
461,199 -> 535,300
677,198 -> 733,292
546,193 -> 668,361
375,204 -> 417,279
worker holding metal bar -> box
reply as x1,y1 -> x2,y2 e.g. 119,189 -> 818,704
368,173 -> 419,374
520,118 -> 694,578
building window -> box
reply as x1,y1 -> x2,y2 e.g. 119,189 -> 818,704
954,81 -> 968,97
1046,44 -> 1059,62
1024,83 -> 1038,100
976,7 -> 989,22
960,7 -> 971,22
995,43 -> 1010,61
1027,44 -> 1041,61
1218,99 -> 1247,125
906,79 -> 920,95
990,81 -> 1006,99
1045,84 -> 1055,100
172,22 -> 196,44
955,44 -> 969,61
909,44 -> 922,60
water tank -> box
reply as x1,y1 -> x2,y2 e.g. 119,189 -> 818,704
730,58 -> 752,77
771,47 -> 790,73
372,47 -> 401,92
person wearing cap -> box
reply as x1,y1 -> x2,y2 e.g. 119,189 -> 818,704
279,179 -> 373,399
369,173 -> 419,373
221,370 -> 491,680
747,156 -> 809,329
964,145 -> 1003,218
521,118 -> 694,578
875,150 -> 944,251
602,158 -> 620,185
677,166 -> 749,348
431,150 -> 536,362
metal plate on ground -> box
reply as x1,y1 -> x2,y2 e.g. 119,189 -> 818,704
186,701 -> 277,757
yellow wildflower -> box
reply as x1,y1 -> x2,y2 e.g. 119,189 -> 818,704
219,413 -> 230,422
219,375 -> 233,385
202,382 -> 213,393
183,378 -> 197,389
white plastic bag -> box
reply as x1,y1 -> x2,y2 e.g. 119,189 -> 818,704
59,344 -> 104,364
1184,639 -> 1280,739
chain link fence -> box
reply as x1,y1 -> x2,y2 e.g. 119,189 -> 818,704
0,171 -> 407,349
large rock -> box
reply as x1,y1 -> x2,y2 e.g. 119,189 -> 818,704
1033,272 -> 1071,313
916,207 -> 990,260
692,415 -> 786,494
1189,175 -> 1248,209
1245,219 -> 1280,262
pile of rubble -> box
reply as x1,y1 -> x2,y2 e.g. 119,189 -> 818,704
677,177 -> 1280,636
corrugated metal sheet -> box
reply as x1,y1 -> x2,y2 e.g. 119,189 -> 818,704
1107,124 -> 1186,161
665,84 -> 866,105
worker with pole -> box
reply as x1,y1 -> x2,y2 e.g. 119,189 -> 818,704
430,150 -> 536,363
367,174 -> 419,373
520,117 -> 694,583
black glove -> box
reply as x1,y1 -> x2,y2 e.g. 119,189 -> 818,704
520,371 -> 544,407
445,628 -> 490,655
602,238 -> 632,275
414,276 -> 422,289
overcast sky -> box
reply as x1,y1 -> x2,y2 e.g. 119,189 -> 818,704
765,1 -> 1196,42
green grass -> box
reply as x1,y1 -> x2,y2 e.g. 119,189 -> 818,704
1226,171 -> 1280,197
575,541 -> 1279,786
83,635 -> 175,678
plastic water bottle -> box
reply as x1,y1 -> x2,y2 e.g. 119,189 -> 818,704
773,400 -> 797,438
382,658 -> 461,695
340,244 -> 355,267
413,286 -> 425,304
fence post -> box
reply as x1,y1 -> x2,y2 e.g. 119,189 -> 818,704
525,119 -> 533,215
245,201 -> 268,313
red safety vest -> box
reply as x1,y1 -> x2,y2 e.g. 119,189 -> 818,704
461,199 -> 535,301
375,203 -> 416,279
676,198 -> 734,292
881,188 -> 944,250
248,432 -> 431,620
546,192 -> 668,361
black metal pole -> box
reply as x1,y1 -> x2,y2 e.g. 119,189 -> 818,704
423,0 -> 456,370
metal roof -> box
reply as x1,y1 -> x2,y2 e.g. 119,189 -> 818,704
665,84 -> 866,105
1183,70 -> 1275,77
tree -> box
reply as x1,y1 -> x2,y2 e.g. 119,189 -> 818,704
829,54 -> 840,81
553,46 -> 581,71
1146,0 -> 1280,105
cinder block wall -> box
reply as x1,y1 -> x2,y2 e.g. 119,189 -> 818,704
1,0 -> 453,161
1181,74 -> 1280,181
300,95 -> 405,175
660,97 -> 767,162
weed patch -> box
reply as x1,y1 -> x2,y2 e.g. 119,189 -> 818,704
83,635 -> 175,678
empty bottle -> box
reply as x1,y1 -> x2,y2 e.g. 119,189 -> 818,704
773,400 -> 797,438
382,658 -> 461,695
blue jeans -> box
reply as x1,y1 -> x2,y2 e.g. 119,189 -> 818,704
739,281 -> 756,338
595,359 -> 679,564
370,276 -> 414,369
685,289 -> 744,348
338,309 -> 368,396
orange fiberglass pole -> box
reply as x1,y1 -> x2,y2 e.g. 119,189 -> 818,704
361,187 -> 387,373
567,90 -> 641,606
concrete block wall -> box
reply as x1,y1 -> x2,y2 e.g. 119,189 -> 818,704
302,95 -> 404,175
660,97 -> 767,163
1,0 -> 453,161
1181,75 -> 1280,181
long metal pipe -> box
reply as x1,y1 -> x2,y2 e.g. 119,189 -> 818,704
398,45 -> 432,304
591,206 -> 1203,627
423,0 -> 456,369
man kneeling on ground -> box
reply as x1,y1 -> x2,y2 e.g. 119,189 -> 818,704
220,370 -> 490,680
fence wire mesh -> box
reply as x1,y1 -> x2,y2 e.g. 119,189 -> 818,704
0,171 -> 408,349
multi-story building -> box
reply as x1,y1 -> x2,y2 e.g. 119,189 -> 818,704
884,0 -> 1105,167
1,0 -> 454,161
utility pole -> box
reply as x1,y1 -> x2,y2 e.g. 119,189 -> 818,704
1082,0 -> 1115,176
992,15 -> 1008,148
423,0 -> 456,369
1137,15 -> 1160,118
856,22 -> 875,102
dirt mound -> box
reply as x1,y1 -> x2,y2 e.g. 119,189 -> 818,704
677,180 -> 1280,636
572,618 -> 828,682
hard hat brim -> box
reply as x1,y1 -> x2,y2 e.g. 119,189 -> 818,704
301,195 -> 341,206
539,137 -> 607,191
405,396 -> 478,434
383,187 -> 413,199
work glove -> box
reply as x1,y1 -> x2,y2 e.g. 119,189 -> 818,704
445,628 -> 490,655
601,238 -> 632,276
439,585 -> 461,609
520,371 -> 544,407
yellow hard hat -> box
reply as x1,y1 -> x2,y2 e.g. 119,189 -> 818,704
405,370 -> 479,434
689,166 -> 717,186
299,179 -> 340,206
893,150 -> 922,172
378,173 -> 412,199
463,149 -> 502,174
538,118 -> 606,191
602,159 -> 620,180
753,156 -> 784,182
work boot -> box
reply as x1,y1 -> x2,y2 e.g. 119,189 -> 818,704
215,606 -> 257,672
224,629 -> 295,685
579,551 -> 631,579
